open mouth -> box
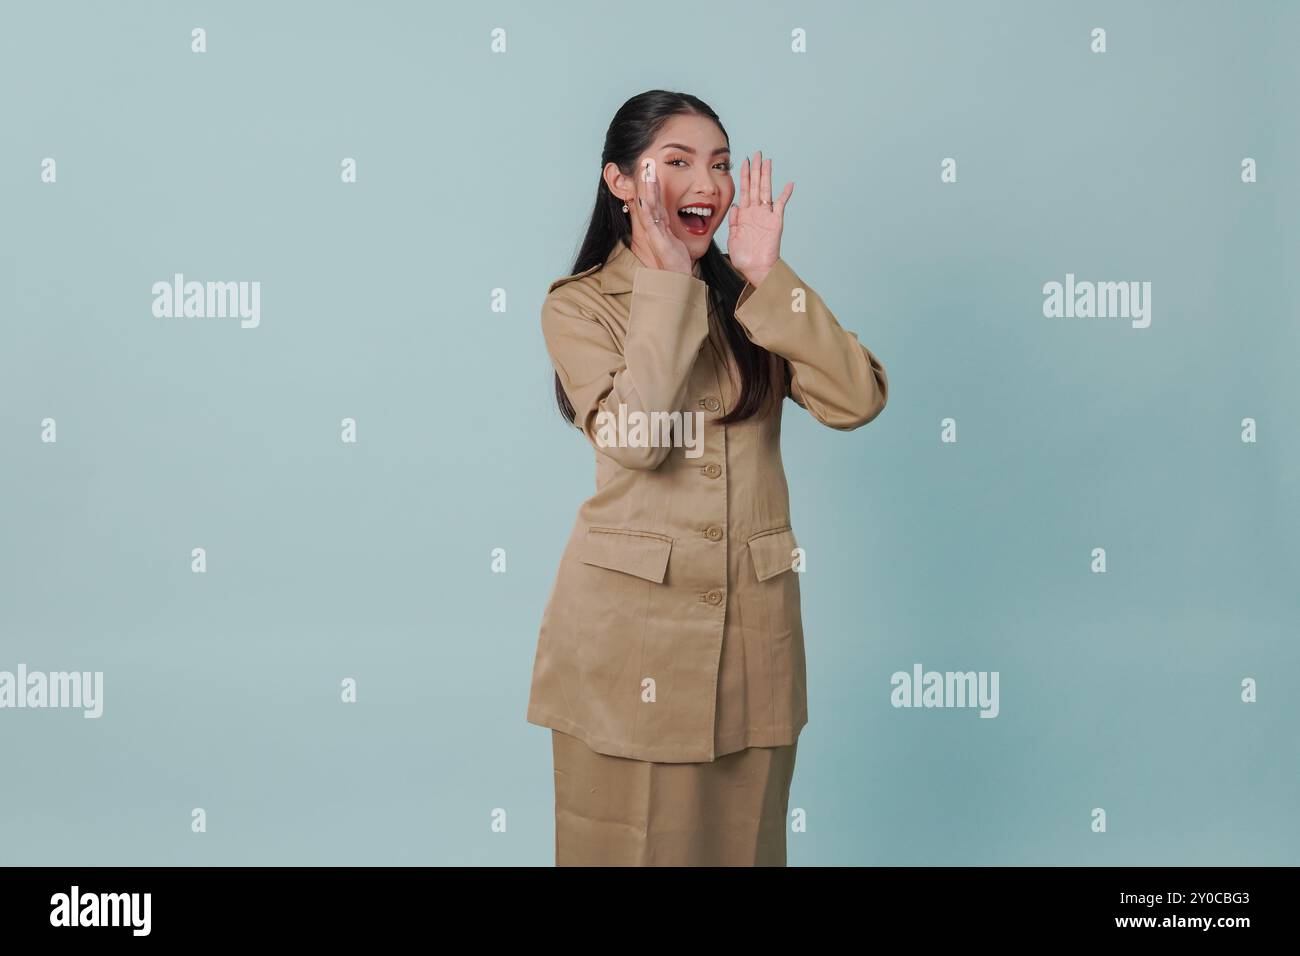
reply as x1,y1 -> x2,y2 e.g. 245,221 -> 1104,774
676,203 -> 715,236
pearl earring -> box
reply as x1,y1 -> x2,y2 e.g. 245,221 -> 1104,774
622,201 -> 629,212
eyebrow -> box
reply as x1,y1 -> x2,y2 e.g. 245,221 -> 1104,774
659,143 -> 731,156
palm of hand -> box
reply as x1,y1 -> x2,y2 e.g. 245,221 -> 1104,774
726,152 -> 794,286
727,203 -> 783,279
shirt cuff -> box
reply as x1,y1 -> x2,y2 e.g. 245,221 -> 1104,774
734,257 -> 799,344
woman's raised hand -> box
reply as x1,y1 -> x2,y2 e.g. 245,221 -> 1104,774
631,158 -> 693,276
726,150 -> 793,288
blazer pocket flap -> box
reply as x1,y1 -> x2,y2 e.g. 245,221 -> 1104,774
747,526 -> 799,582
579,527 -> 673,584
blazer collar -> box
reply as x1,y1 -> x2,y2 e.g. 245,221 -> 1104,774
600,238 -> 705,294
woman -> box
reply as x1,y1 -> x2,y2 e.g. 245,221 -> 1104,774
526,90 -> 889,866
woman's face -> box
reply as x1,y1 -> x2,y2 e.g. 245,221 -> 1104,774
616,114 -> 735,259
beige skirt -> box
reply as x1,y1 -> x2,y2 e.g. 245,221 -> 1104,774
551,729 -> 798,866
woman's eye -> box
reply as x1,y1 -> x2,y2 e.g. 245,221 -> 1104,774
665,158 -> 731,171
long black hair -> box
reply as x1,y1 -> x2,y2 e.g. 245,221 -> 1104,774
553,89 -> 789,428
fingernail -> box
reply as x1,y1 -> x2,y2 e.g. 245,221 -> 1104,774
645,159 -> 656,182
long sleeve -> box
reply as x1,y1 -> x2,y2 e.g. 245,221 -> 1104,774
732,256 -> 888,430
543,267 -> 709,469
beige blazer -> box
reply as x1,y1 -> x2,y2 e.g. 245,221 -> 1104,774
526,237 -> 888,762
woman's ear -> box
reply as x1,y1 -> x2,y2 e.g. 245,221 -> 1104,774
602,161 -> 632,204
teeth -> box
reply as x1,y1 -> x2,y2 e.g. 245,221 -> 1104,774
678,206 -> 713,217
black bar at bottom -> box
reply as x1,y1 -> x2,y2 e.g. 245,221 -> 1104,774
0,865 -> 1282,941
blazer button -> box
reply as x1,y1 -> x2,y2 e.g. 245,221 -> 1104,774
701,463 -> 722,479
704,589 -> 723,605
704,526 -> 723,541
701,396 -> 721,413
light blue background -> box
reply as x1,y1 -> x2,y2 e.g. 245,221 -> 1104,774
2,0 -> 1297,865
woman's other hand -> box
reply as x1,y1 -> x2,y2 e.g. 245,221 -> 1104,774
631,158 -> 693,276
726,150 -> 793,289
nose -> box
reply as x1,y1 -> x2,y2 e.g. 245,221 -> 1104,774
689,170 -> 722,200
